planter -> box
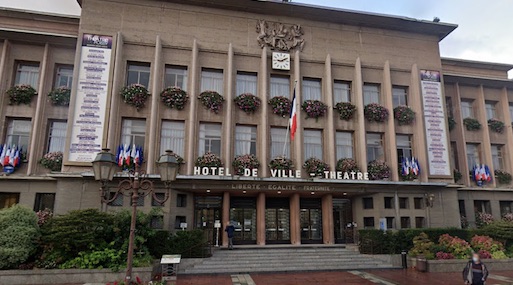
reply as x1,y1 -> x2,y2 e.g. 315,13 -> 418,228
7,85 -> 37,105
198,90 -> 225,114
268,96 -> 292,118
364,103 -> 389,123
334,102 -> 356,121
48,87 -> 71,106
234,93 -> 261,114
463,117 -> 481,131
160,86 -> 188,110
301,100 -> 327,120
120,84 -> 150,111
393,105 -> 415,125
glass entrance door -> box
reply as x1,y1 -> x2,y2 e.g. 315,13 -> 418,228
333,198 -> 353,243
230,197 -> 257,244
265,198 -> 290,243
194,196 -> 223,245
300,198 -> 322,243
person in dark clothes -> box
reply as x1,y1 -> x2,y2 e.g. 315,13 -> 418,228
225,221 -> 235,250
463,253 -> 489,285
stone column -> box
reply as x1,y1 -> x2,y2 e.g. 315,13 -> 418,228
0,39 -> 10,128
147,35 -> 162,174
106,32 -> 124,151
259,47 -> 269,175
256,192 -> 266,245
353,58 -> 367,171
383,60 -> 398,181
477,85 -> 496,188
186,40 -> 199,175
290,193 -> 301,245
321,194 -> 334,244
222,191 -> 230,247
223,44 -> 234,167
410,64 -> 429,182
452,83 -> 471,186
324,55 -> 336,168
499,87 -> 513,175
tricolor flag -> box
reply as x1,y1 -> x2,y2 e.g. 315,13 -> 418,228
289,88 -> 297,141
0,144 -> 6,167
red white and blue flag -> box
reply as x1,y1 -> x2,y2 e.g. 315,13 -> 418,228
289,88 -> 297,141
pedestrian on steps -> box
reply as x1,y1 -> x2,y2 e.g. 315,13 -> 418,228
463,253 -> 489,285
225,221 -> 235,250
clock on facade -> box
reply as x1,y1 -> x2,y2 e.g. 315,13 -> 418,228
272,52 -> 291,70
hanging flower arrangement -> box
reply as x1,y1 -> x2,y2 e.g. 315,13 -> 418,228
471,164 -> 492,186
463,118 -> 481,131
487,119 -> 505,134
7,84 -> 37,105
232,154 -> 260,175
268,96 -> 292,117
303,157 -> 330,177
364,103 -> 389,123
400,157 -> 420,181
301,100 -> 328,120
494,169 -> 512,185
120,84 -> 150,111
453,169 -> 463,183
48,86 -> 71,106
160,86 -> 188,110
195,152 -> 223,169
234,93 -> 261,114
115,144 -> 144,170
269,156 -> 294,171
367,160 -> 391,180
334,102 -> 356,121
39,152 -> 63,172
198,90 -> 225,114
393,105 -> 415,125
335,158 -> 359,173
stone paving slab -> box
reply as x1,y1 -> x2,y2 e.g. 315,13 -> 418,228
176,274 -> 233,285
366,269 -> 513,285
251,271 -> 376,285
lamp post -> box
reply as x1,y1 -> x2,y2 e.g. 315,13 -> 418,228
92,149 -> 178,284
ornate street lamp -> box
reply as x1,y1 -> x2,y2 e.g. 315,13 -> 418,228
92,148 -> 179,284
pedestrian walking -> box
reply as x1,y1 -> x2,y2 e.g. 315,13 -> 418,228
225,221 -> 235,250
463,253 -> 489,285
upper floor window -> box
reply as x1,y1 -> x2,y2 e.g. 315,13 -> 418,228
366,133 -> 384,162
198,123 -> 222,156
363,84 -> 380,105
0,193 -> 19,209
121,119 -> 146,148
6,119 -> 31,150
335,131 -> 353,160
164,66 -> 188,90
235,125 -> 257,156
47,121 -> 67,153
160,121 -> 185,156
34,193 -> 55,212
270,75 -> 290,98
236,72 -> 257,95
460,100 -> 474,119
333,81 -> 351,103
270,127 -> 289,158
304,129 -> 323,160
15,62 -> 40,88
302,78 -> 321,101
54,65 -> 73,88
392,86 -> 408,107
474,200 -> 491,214
485,101 -> 497,120
201,69 -> 223,94
396,134 -> 412,164
126,62 -> 150,87
491,144 -> 504,170
466,143 -> 480,169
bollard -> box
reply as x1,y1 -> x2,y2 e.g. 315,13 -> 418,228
401,250 -> 408,269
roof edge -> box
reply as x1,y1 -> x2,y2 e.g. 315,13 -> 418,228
442,57 -> 513,72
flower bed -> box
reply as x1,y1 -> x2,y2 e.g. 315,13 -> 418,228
234,93 -> 261,114
48,87 -> 71,106
463,117 -> 481,131
120,84 -> 150,111
39,152 -> 63,172
268,96 -> 292,117
269,156 -> 294,171
335,158 -> 359,173
495,169 -> 512,184
198,90 -> 225,114
303,157 -> 329,177
160,86 -> 188,110
393,105 -> 415,125
488,118 -> 505,134
367,160 -> 391,180
195,152 -> 223,169
301,100 -> 327,120
232,154 -> 260,175
364,103 -> 389,123
7,85 -> 37,105
334,102 -> 356,121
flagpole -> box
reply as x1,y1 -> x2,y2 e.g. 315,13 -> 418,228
283,80 -> 298,157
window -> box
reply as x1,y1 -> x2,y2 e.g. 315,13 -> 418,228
363,84 -> 380,105
177,194 -> 187,208
270,127 -> 289,158
335,132 -> 353,160
160,121 -> 185,156
302,78 -> 321,101
499,201 -> 512,216
474,200 -> 491,214
15,62 -> 40,88
54,65 -> 73,88
137,196 -> 144,207
126,62 -> 150,87
384,197 -> 394,209
400,217 -> 411,229
333,81 -> 351,103
362,197 -> 373,209
396,135 -> 412,165
485,101 -> 497,120
198,123 -> 222,156
363,217 -> 375,229
466,144 -> 480,169
460,100 -> 474,118
235,125 -> 257,156
34,193 -> 55,212
414,197 -> 424,210
386,217 -> 394,229
491,145 -> 504,170
108,192 -> 123,206
459,200 -> 466,217
450,142 -> 460,170
6,119 -> 31,150
150,215 -> 164,229
47,121 -> 67,153
175,216 -> 187,229
270,75 -> 290,98
399,197 -> 409,209
415,217 -> 425,228
201,69 -> 223,93
236,72 -> 257,95
366,133 -> 384,162
164,66 -> 188,90
152,193 -> 166,207
0,193 -> 19,209
392,86 -> 408,107
121,119 -> 146,148
304,129 -> 323,160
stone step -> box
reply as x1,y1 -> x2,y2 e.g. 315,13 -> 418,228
184,264 -> 395,274
199,257 -> 380,265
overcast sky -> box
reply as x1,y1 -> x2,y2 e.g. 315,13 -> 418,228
1,0 -> 512,77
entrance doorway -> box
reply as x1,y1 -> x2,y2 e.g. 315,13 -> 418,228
300,198 -> 322,243
194,196 -> 223,245
333,198 -> 353,243
230,197 -> 257,244
265,198 -> 290,244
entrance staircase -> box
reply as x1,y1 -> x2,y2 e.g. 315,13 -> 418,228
180,245 -> 396,274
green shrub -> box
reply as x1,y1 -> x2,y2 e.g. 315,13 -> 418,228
408,233 -> 434,259
147,230 -> 208,258
60,245 -> 125,271
0,205 -> 40,269
479,221 -> 513,247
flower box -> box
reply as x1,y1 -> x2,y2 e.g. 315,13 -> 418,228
48,87 -> 71,106
120,84 -> 150,111
494,169 -> 512,184
39,152 -> 63,172
268,96 -> 292,117
234,93 -> 261,114
198,91 -> 225,114
364,103 -> 389,123
487,118 -> 505,134
160,86 -> 188,110
7,85 -> 37,105
393,105 -> 415,125
335,158 -> 359,173
232,154 -> 260,175
301,100 -> 327,120
463,117 -> 481,131
367,160 -> 391,180
334,102 -> 356,121
303,157 -> 329,177
269,156 -> 294,171
195,152 -> 223,173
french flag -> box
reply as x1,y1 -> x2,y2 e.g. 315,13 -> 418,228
289,88 -> 297,141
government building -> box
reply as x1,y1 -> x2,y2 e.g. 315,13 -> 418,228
0,0 -> 512,247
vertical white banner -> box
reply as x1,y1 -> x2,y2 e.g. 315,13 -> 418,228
68,34 -> 113,163
420,70 -> 451,176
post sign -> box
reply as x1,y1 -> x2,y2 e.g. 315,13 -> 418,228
379,218 -> 387,231
68,34 -> 113,163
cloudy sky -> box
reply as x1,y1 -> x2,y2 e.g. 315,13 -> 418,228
1,0 -> 511,77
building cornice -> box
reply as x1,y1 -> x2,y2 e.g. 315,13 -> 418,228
442,57 -> 513,72
443,73 -> 513,88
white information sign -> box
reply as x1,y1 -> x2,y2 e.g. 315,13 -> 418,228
68,34 -> 113,162
420,70 -> 451,176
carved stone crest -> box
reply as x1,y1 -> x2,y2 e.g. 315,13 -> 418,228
256,20 -> 305,52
